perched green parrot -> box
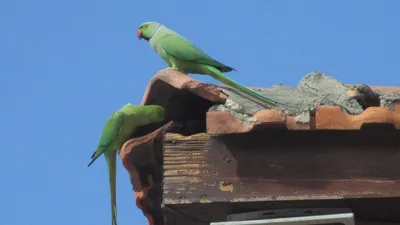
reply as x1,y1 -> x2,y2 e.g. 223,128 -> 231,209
88,103 -> 166,225
137,21 -> 291,107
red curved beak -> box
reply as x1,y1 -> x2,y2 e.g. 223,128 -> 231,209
137,30 -> 142,39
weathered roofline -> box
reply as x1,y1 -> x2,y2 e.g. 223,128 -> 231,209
120,69 -> 400,225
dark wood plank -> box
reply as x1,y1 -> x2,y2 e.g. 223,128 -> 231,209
163,129 -> 400,204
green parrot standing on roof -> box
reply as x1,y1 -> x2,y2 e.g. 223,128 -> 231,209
137,21 -> 288,107
88,103 -> 166,225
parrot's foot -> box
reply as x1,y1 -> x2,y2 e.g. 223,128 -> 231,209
167,67 -> 180,71
167,67 -> 188,75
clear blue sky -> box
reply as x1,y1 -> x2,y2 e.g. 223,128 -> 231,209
2,1 -> 399,225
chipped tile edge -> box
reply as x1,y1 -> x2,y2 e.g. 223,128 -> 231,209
316,106 -> 400,130
119,121 -> 173,225
141,68 -> 227,106
207,105 -> 400,134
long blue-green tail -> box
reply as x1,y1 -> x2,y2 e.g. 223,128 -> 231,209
204,65 -> 297,108
105,151 -> 118,225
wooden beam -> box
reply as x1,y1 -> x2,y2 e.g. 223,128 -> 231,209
162,129 -> 400,205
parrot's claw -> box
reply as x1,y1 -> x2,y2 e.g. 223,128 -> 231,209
167,67 -> 180,71
167,67 -> 187,75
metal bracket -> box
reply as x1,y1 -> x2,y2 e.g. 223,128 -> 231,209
211,208 -> 355,225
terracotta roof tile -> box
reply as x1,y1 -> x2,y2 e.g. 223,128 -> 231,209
369,86 -> 400,93
207,104 -> 400,134
121,68 -> 400,224
316,105 -> 400,130
141,68 -> 227,106
119,121 -> 173,225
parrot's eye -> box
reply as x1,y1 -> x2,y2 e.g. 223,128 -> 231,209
143,24 -> 149,29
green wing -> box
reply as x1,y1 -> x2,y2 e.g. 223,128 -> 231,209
87,111 -> 124,167
160,34 -> 235,72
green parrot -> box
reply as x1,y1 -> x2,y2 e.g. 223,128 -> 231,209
88,103 -> 166,225
137,21 -> 292,107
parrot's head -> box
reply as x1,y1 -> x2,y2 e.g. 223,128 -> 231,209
137,22 -> 162,41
